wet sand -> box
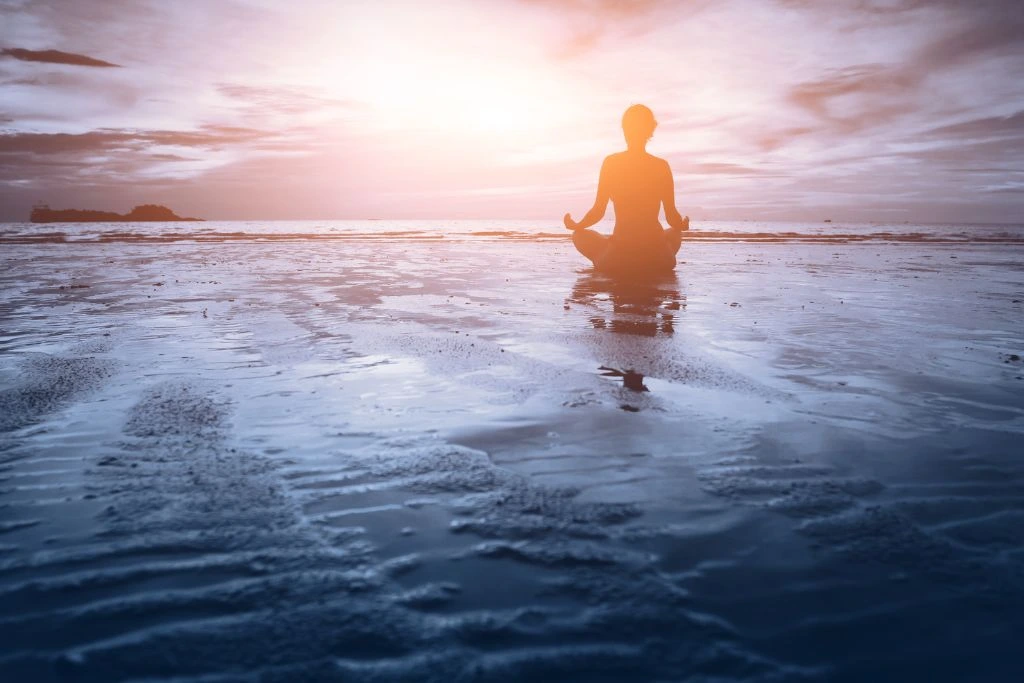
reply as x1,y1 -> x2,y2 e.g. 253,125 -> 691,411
1,235 -> 1023,681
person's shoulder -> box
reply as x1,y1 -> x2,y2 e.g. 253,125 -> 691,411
603,152 -> 626,165
651,155 -> 673,175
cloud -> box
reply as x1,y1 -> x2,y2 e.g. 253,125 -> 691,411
913,1 -> 1024,67
1,72 -> 115,88
901,137 -> 1024,166
516,0 -> 709,59
0,124 -> 284,196
217,83 -> 358,116
1,0 -> 1022,222
517,0 -> 684,22
786,65 -> 918,133
685,162 -> 775,176
923,110 -> 1024,139
0,47 -> 120,68
0,125 -> 270,155
784,0 -> 1024,134
755,127 -> 814,152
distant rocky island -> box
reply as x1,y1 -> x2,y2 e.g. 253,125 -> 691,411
30,203 -> 203,223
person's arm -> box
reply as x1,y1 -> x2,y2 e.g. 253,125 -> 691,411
564,157 -> 611,231
662,161 -> 689,231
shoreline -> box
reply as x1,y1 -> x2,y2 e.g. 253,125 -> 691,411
3,229 -> 1024,245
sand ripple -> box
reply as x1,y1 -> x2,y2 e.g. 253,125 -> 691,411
1,238 -> 1022,681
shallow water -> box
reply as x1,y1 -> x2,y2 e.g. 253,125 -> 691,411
2,218 -> 1024,244
1,234 -> 1022,681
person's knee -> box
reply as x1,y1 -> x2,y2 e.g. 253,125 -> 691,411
572,229 -> 609,264
573,229 -> 599,256
663,229 -> 682,255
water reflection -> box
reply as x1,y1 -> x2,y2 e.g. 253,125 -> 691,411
567,271 -> 684,336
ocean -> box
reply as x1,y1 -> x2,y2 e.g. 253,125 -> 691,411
3,218 -> 1024,244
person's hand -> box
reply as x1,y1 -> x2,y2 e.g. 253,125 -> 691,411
563,213 -> 579,231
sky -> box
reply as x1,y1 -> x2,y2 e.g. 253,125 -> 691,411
1,0 -> 1023,223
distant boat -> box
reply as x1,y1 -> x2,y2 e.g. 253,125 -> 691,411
30,202 -> 203,223
824,219 -> 832,223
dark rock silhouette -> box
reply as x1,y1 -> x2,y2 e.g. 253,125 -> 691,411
30,203 -> 202,223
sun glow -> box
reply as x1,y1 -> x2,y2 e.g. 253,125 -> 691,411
341,54 -> 574,141
304,2 -> 579,146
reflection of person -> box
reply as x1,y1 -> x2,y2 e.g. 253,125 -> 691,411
568,272 -> 684,337
564,104 -> 689,276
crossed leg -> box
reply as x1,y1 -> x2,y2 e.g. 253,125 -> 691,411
572,228 -> 682,267
572,229 -> 611,265
663,227 -> 682,256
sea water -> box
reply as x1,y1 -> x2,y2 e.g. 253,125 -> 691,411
2,218 -> 1024,243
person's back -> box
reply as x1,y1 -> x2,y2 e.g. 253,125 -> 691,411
564,105 -> 689,276
604,150 -> 671,241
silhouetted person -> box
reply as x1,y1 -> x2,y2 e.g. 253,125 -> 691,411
564,104 -> 689,276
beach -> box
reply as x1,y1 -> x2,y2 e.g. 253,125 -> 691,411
1,222 -> 1023,681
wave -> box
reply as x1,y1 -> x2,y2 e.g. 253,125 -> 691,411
4,229 -> 1024,245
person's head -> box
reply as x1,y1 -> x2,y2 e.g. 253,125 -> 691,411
622,104 -> 657,148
